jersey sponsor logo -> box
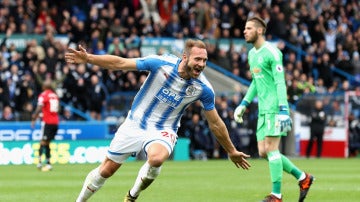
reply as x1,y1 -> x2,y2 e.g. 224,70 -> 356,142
156,87 -> 183,108
252,67 -> 264,78
276,65 -> 284,72
253,67 -> 261,73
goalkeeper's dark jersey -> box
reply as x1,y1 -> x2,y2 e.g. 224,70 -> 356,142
243,42 -> 289,114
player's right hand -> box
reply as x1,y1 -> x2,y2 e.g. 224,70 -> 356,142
65,45 -> 88,64
228,151 -> 251,170
234,100 -> 249,123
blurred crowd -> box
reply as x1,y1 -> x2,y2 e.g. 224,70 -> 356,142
0,0 -> 360,157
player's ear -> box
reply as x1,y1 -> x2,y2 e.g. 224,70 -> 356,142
182,52 -> 188,61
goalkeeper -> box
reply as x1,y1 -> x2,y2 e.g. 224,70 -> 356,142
234,16 -> 314,202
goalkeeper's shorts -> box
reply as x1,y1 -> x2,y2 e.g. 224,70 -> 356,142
256,113 -> 287,141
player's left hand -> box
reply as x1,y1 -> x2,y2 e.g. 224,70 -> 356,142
278,106 -> 292,133
228,151 -> 251,170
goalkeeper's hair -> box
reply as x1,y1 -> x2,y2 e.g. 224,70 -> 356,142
247,16 -> 267,34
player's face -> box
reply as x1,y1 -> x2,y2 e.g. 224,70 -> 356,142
244,21 -> 260,44
184,47 -> 208,79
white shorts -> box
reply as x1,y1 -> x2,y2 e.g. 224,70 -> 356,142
107,119 -> 178,163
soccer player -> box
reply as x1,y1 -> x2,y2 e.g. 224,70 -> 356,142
31,79 -> 60,171
65,39 -> 251,202
234,16 -> 314,202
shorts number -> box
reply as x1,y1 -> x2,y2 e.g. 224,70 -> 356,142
161,131 -> 176,145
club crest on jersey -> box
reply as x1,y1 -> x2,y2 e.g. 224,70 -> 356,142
258,57 -> 263,63
276,65 -> 284,72
185,85 -> 196,96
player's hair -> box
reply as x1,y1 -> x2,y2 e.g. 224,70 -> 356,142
184,39 -> 206,55
42,78 -> 55,92
247,16 -> 267,34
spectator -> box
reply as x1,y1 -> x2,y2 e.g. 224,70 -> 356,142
69,63 -> 90,112
324,24 -> 337,60
18,102 -> 34,121
316,52 -> 334,88
87,74 -> 107,120
0,105 -> 16,121
14,71 -> 36,112
42,46 -> 58,78
0,79 -> 10,109
351,51 -> 360,76
158,0 -> 175,26
124,27 -> 141,50
5,65 -> 21,109
328,100 -> 345,127
297,73 -> 315,94
314,78 -> 327,94
60,106 -> 76,121
140,0 -> 161,25
164,13 -> 183,38
186,113 -> 214,160
219,4 -> 232,32
216,97 -> 235,158
107,37 -> 126,56
73,76 -> 89,113
287,80 -> 303,105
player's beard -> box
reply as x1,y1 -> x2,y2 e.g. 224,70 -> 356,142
245,31 -> 259,44
185,60 -> 203,79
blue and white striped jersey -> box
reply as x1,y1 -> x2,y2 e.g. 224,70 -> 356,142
128,54 -> 215,132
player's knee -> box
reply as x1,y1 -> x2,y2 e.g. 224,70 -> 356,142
259,152 -> 267,158
146,144 -> 169,167
147,156 -> 165,167
258,148 -> 267,158
100,169 -> 115,178
99,160 -> 121,178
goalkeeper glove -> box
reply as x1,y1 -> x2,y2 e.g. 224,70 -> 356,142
234,100 -> 249,123
277,105 -> 292,133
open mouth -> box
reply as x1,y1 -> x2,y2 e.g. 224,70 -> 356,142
193,68 -> 202,75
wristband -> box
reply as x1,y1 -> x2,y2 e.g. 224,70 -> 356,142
279,105 -> 289,115
240,100 -> 250,107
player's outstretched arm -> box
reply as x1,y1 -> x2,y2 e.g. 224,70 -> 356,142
65,45 -> 137,71
204,109 -> 251,170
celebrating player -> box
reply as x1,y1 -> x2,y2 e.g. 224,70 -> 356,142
65,39 -> 251,202
31,79 -> 60,171
234,16 -> 314,202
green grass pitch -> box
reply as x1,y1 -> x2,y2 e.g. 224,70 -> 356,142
1,158 -> 359,201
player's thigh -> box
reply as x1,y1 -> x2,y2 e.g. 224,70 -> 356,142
144,129 -> 178,158
256,114 -> 266,141
107,122 -> 145,163
42,124 -> 58,141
